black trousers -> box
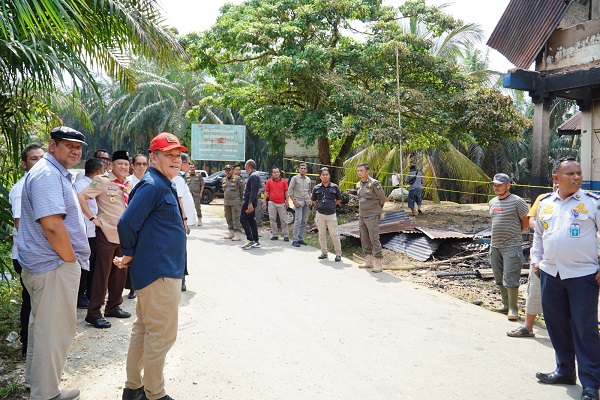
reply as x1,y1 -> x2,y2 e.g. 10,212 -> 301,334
240,201 -> 259,242
13,259 -> 30,356
84,237 -> 97,298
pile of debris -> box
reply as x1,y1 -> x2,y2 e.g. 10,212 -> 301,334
339,210 -> 531,281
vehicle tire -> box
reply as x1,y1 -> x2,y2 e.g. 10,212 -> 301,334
202,189 -> 214,204
284,209 -> 295,225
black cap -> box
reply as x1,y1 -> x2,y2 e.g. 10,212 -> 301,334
50,126 -> 87,145
112,150 -> 129,162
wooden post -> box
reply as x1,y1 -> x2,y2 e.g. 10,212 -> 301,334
530,99 -> 552,202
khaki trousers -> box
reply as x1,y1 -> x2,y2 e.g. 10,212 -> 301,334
359,214 -> 382,258
22,261 -> 80,400
315,212 -> 341,256
125,278 -> 181,400
268,201 -> 289,238
224,203 -> 242,232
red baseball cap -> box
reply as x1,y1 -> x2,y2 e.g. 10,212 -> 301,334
149,132 -> 188,152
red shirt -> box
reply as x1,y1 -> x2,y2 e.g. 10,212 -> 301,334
265,178 -> 289,204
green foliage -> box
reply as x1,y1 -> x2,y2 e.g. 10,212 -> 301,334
188,0 -> 529,173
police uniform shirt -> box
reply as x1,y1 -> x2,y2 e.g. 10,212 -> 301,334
80,172 -> 130,244
357,177 -> 387,217
223,175 -> 244,206
312,182 -> 342,215
531,189 -> 600,279
186,172 -> 204,197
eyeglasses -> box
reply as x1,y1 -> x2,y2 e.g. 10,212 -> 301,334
97,157 -> 110,162
182,161 -> 190,164
134,162 -> 148,166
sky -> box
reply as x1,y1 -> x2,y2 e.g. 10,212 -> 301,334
159,0 -> 513,72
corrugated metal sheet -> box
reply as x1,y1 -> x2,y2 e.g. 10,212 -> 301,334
558,111 -> 582,135
487,0 -> 572,69
473,228 -> 492,238
380,233 -> 440,262
415,227 -> 473,240
338,210 -> 416,238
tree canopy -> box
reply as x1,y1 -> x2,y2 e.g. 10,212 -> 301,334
187,0 -> 529,179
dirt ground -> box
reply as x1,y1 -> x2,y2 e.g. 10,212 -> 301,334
1,200 -> 533,398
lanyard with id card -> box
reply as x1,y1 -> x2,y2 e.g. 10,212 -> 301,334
570,209 -> 580,238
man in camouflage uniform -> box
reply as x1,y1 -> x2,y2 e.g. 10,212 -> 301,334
356,163 -> 387,273
223,165 -> 244,241
186,163 -> 204,226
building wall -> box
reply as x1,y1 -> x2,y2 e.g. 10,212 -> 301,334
583,101 -> 600,190
538,0 -> 600,73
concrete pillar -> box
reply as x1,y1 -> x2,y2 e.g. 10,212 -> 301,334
589,101 -> 600,190
530,100 -> 552,202
580,110 -> 593,189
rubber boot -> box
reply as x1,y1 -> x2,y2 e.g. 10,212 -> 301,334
492,286 -> 509,314
232,231 -> 241,241
507,287 -> 519,321
224,229 -> 234,240
372,258 -> 383,273
358,255 -> 374,269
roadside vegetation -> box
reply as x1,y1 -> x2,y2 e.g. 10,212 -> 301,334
0,0 -> 578,394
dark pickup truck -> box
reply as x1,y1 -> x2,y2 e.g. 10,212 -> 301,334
202,170 -> 269,204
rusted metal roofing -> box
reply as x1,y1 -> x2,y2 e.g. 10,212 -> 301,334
338,210 -> 416,238
557,111 -> 582,135
380,233 -> 440,262
487,0 -> 572,69
414,227 -> 473,240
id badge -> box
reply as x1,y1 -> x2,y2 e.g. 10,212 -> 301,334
570,223 -> 580,238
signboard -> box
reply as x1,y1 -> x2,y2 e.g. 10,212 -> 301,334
284,138 -> 319,158
191,124 -> 246,161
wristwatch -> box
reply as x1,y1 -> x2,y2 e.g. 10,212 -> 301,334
89,215 -> 96,221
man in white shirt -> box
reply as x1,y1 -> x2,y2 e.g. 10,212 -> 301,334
9,144 -> 44,361
74,158 -> 104,309
172,153 -> 196,291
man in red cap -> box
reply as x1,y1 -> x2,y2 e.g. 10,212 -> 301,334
79,150 -> 132,329
115,132 -> 187,400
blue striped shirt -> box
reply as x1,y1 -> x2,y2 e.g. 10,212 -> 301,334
17,153 -> 90,273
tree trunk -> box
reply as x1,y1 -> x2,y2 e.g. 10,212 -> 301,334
331,131 -> 358,183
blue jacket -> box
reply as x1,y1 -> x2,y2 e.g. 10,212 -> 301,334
117,168 -> 186,290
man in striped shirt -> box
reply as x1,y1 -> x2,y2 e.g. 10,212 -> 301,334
489,173 -> 529,321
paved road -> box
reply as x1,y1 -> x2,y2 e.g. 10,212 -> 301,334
61,213 -> 576,400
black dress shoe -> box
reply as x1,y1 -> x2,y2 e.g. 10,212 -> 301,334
127,290 -> 137,299
318,253 -> 328,259
85,316 -> 111,329
536,370 -> 577,385
122,386 -> 144,400
271,236 -> 278,240
105,309 -> 131,318
335,255 -> 342,262
582,387 -> 600,400
283,237 -> 289,242
77,296 -> 90,309
292,241 -> 301,247
298,240 -> 307,245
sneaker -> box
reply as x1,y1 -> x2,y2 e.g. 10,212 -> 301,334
271,236 -> 279,240
242,241 -> 255,250
122,386 -> 144,400
292,241 -> 301,247
318,253 -> 328,259
298,240 -> 308,245
335,255 -> 342,262
283,237 -> 289,242
251,241 -> 261,248
50,387 -> 80,400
